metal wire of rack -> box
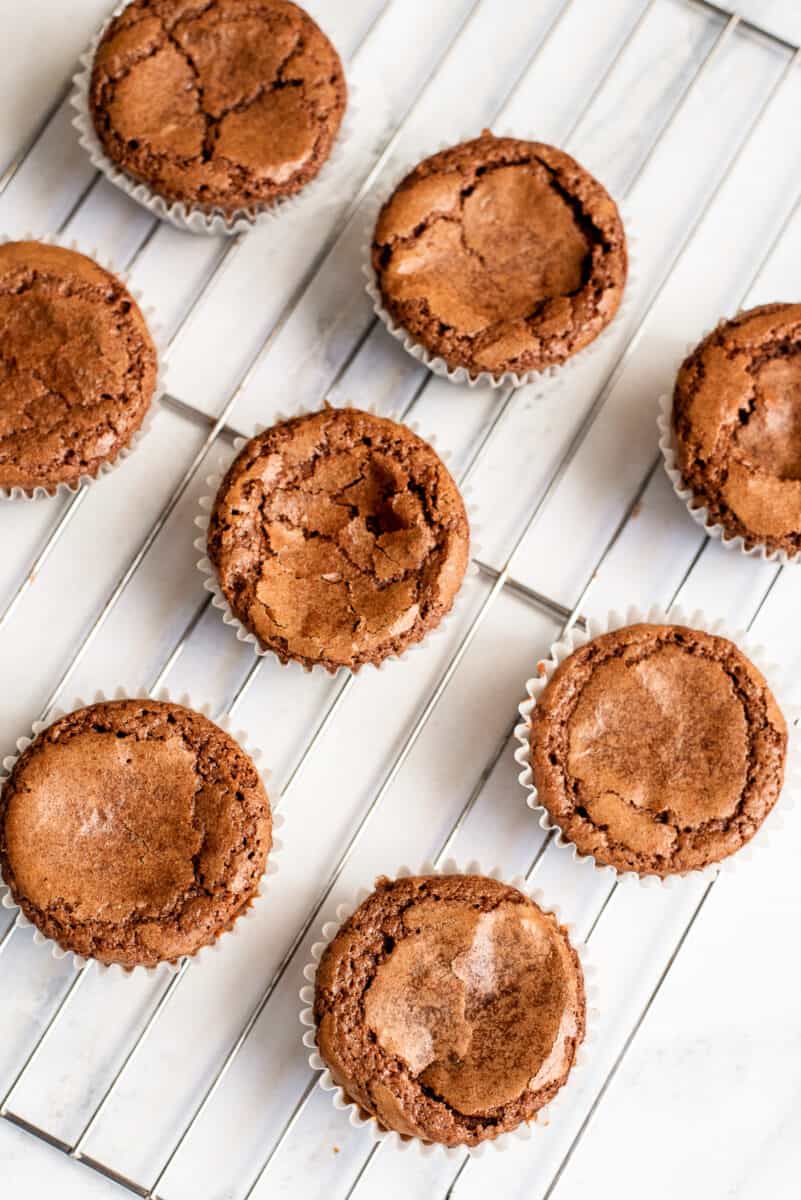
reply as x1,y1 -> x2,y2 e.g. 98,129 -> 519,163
1,1 -> 800,1197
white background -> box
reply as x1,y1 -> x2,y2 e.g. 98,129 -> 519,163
2,1 -> 801,1197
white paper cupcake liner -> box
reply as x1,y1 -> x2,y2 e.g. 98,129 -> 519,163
299,858 -> 599,1157
363,136 -> 637,390
514,604 -> 801,886
0,231 -> 166,501
657,391 -> 799,566
70,0 -> 357,237
0,686 -> 281,978
194,402 -> 481,675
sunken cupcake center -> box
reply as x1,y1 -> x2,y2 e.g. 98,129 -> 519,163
566,645 -> 748,855
734,353 -> 801,480
209,410 -> 470,670
385,162 -> 590,334
364,897 -> 576,1113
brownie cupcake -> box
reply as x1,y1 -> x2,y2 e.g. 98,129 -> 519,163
668,304 -> 801,559
204,407 -> 470,672
308,873 -> 586,1147
0,699 -> 272,968
0,240 -> 157,496
520,621 -> 788,877
85,0 -> 347,224
369,132 -> 627,383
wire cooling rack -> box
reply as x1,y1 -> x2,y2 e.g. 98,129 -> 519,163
2,1 -> 801,1197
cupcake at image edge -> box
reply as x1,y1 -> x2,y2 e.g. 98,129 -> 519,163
0,700 -> 272,968
87,0 -> 347,219
671,303 -> 801,558
205,406 -> 471,672
370,131 -> 628,382
526,623 -> 787,877
0,240 -> 157,495
312,873 -> 586,1146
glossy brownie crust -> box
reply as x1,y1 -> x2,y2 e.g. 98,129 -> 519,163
673,303 -> 801,554
372,132 -> 627,377
207,407 -> 470,671
0,240 -> 156,492
530,623 -> 787,875
314,874 -> 585,1146
89,0 -> 347,215
0,700 -> 271,967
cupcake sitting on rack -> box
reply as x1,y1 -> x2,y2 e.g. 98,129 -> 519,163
76,0 -> 348,233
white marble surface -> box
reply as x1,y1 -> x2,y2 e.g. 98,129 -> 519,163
2,1 -> 801,1197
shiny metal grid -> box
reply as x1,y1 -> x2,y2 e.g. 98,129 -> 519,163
0,1 -> 798,1197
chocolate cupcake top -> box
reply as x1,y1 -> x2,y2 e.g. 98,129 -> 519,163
0,700 -> 271,967
314,874 -> 585,1146
673,303 -> 801,555
88,0 -> 347,217
207,407 -> 470,672
371,132 -> 627,379
0,241 -> 157,493
529,623 -> 787,876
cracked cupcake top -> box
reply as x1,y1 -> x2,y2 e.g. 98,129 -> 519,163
0,700 -> 272,967
207,407 -> 470,671
529,623 -> 787,876
89,0 -> 347,215
314,874 -> 585,1147
0,241 -> 157,493
371,132 -> 627,378
673,303 -> 801,555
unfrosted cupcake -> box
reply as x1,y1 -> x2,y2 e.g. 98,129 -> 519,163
0,240 -> 157,494
527,623 -> 787,876
672,304 -> 801,557
312,873 -> 586,1146
206,407 -> 470,671
88,0 -> 347,219
371,132 -> 627,381
0,700 -> 272,967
